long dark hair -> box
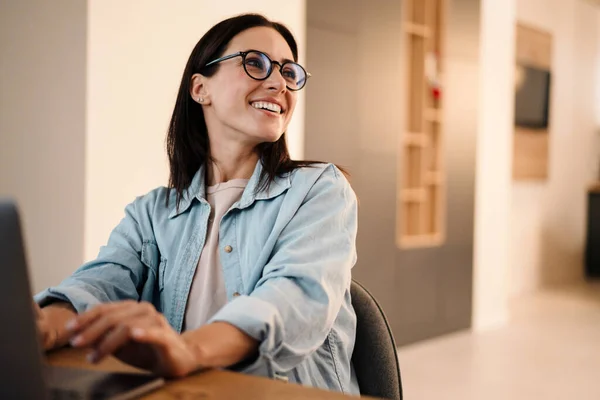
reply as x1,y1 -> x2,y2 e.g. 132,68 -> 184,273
166,13 -> 327,209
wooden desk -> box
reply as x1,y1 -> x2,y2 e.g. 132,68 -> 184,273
47,348 -> 373,399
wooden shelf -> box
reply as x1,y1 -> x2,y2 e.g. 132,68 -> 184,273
397,233 -> 444,249
399,188 -> 428,203
403,132 -> 430,147
397,0 -> 446,249
404,23 -> 432,38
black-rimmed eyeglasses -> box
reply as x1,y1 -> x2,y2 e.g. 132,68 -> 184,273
203,50 -> 311,91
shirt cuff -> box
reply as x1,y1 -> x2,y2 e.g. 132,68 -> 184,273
34,283 -> 103,314
207,295 -> 282,377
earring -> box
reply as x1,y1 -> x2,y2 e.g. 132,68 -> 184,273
198,97 -> 204,103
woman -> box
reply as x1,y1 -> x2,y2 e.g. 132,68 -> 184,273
35,13 -> 359,395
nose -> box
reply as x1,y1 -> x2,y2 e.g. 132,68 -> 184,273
264,64 -> 287,92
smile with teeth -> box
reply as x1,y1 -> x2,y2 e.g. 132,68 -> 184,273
251,101 -> 283,114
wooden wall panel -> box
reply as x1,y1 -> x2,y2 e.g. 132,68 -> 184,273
513,23 -> 552,181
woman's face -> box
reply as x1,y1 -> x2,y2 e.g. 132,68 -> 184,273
194,27 -> 299,147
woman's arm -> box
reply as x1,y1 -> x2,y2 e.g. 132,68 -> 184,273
35,190 -> 162,315
62,301 -> 258,377
181,322 -> 258,368
207,165 -> 358,376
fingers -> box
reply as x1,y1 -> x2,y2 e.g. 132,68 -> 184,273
66,300 -> 138,332
67,301 -> 156,348
63,300 -> 182,370
89,323 -> 135,363
90,312 -> 172,363
90,321 -> 172,366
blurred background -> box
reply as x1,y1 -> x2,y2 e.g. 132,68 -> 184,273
1,0 -> 600,398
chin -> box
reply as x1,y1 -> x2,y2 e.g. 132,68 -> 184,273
248,127 -> 284,144
259,132 -> 284,144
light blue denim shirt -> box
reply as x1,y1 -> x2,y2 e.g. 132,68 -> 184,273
35,161 -> 359,395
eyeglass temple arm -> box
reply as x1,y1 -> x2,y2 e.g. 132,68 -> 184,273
204,52 -> 244,68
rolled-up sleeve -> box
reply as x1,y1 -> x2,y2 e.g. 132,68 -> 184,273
34,198 -> 156,313
208,165 -> 358,376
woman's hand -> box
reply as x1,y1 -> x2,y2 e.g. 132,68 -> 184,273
34,302 -> 58,350
65,301 -> 199,378
35,301 -> 77,351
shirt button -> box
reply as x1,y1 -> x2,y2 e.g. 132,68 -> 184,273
233,292 -> 241,297
224,245 -> 233,253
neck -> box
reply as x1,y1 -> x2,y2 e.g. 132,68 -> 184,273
206,143 -> 259,186
203,109 -> 262,185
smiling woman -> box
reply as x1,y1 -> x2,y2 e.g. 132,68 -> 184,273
167,15 -> 321,197
34,13 -> 360,395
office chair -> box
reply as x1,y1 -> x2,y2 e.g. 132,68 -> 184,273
350,280 -> 403,400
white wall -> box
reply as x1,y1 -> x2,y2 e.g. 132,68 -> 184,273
1,1 -> 306,291
472,0 -> 515,330
0,0 -> 86,293
85,0 -> 306,260
509,0 -> 600,298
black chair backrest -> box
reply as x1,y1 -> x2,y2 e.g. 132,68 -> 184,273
350,280 -> 403,400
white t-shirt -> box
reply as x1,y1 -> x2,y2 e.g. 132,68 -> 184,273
183,178 -> 248,331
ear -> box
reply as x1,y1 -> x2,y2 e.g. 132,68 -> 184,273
190,73 -> 211,105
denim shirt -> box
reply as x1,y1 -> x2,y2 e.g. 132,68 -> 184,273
35,161 -> 360,395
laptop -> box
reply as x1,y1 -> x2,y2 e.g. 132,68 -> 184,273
0,200 -> 165,399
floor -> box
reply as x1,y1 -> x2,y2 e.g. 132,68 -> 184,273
397,282 -> 600,400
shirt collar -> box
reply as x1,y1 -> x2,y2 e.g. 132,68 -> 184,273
168,160 -> 291,218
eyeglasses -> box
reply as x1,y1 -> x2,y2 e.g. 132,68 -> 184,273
203,50 -> 311,91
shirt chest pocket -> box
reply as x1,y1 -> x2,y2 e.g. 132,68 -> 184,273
141,241 -> 167,291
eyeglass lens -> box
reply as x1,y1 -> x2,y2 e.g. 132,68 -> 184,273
243,51 -> 306,90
